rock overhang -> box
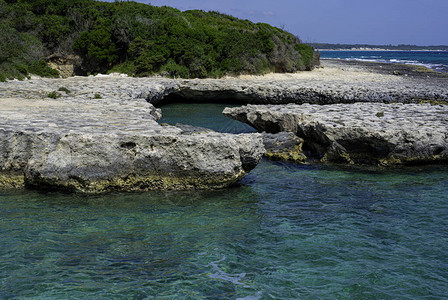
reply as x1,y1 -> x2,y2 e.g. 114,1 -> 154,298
151,60 -> 448,106
224,103 -> 448,166
0,77 -> 265,193
2,59 -> 447,191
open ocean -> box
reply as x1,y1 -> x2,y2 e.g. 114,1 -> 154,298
1,102 -> 447,299
320,50 -> 448,72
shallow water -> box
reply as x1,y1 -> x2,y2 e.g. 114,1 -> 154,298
158,102 -> 257,134
1,103 -> 447,299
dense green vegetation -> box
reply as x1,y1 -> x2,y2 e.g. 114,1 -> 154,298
309,43 -> 448,51
0,0 -> 317,80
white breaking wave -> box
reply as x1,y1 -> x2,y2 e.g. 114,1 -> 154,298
322,57 -> 448,72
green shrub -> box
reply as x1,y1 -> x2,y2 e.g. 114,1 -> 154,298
94,93 -> 102,99
0,23 -> 44,79
29,60 -> 59,78
108,61 -> 136,75
73,24 -> 119,74
160,59 -> 189,78
15,63 -> 28,75
58,87 -> 71,94
16,73 -> 26,81
295,44 -> 314,71
37,14 -> 71,51
0,73 -> 6,82
207,68 -> 224,79
47,91 -> 61,99
1,0 -> 318,78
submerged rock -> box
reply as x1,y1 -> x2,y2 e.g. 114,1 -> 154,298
172,123 -> 215,135
224,103 -> 448,166
0,77 -> 264,193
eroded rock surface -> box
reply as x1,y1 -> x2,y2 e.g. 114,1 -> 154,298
0,76 -> 264,193
224,103 -> 448,166
262,132 -> 306,163
161,60 -> 448,105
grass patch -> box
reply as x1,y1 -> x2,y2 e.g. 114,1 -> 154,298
419,99 -> 448,105
47,91 -> 61,99
58,87 -> 71,94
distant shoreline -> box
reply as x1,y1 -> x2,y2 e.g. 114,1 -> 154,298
320,58 -> 448,74
308,43 -> 448,52
318,49 -> 448,52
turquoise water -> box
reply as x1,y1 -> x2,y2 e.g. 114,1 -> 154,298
159,103 -> 257,134
1,103 -> 448,299
320,50 -> 448,72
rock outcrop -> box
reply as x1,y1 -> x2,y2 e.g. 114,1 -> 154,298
2,58 -> 447,191
262,132 -> 306,163
158,60 -> 448,105
224,103 -> 448,166
46,54 -> 82,78
0,76 -> 264,193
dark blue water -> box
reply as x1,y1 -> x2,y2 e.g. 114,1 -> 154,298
320,50 -> 448,72
1,103 -> 448,299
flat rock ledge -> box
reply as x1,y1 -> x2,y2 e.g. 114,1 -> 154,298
0,76 -> 264,193
159,60 -> 448,105
224,103 -> 448,166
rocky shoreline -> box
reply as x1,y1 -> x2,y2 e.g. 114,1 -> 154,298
0,77 -> 264,193
157,60 -> 448,105
1,60 -> 447,192
224,103 -> 448,166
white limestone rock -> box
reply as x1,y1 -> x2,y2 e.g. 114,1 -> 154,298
224,103 -> 448,165
0,77 -> 264,193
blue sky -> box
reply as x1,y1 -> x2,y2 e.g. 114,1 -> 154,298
105,0 -> 448,45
